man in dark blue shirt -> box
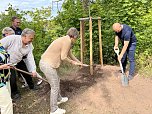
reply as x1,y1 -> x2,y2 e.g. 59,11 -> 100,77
10,16 -> 22,35
113,23 -> 137,81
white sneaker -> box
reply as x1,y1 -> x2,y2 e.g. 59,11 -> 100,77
57,97 -> 68,105
37,79 -> 43,85
50,108 -> 66,114
21,83 -> 28,88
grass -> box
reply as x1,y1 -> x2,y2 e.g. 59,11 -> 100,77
58,61 -> 79,76
138,66 -> 152,77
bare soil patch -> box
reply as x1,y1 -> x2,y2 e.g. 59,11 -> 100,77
14,65 -> 152,114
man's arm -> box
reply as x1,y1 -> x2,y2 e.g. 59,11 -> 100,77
0,64 -> 10,70
60,41 -> 78,64
61,49 -> 77,65
114,36 -> 119,49
118,31 -> 131,61
61,41 -> 88,66
68,50 -> 81,63
64,57 -> 86,66
24,48 -> 37,76
118,41 -> 129,61
63,49 -> 87,66
0,36 -> 13,49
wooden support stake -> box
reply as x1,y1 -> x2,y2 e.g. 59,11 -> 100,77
80,20 -> 85,64
79,17 -> 102,75
98,17 -> 103,67
89,17 -> 93,75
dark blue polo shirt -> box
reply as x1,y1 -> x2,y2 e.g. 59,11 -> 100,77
115,24 -> 137,45
10,26 -> 22,35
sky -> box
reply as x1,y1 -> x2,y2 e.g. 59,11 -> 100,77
0,0 -> 64,17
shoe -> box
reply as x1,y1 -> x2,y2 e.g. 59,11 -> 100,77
50,108 -> 66,114
12,93 -> 21,101
37,79 -> 43,85
57,97 -> 68,105
21,83 -> 28,88
30,85 -> 39,91
128,75 -> 134,81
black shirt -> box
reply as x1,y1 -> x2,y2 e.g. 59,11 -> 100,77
10,26 -> 22,35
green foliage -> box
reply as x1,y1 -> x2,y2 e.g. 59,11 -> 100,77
0,4 -> 21,32
0,5 -> 55,66
21,7 -> 53,65
135,7 -> 152,74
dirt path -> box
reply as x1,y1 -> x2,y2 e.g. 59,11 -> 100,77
14,65 -> 152,114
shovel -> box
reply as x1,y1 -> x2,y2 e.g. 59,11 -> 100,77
114,48 -> 128,86
2,63 -> 48,83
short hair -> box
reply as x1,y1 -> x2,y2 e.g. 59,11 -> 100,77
21,28 -> 35,37
11,16 -> 20,22
67,27 -> 79,39
2,27 -> 15,35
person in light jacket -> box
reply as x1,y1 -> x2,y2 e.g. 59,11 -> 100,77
39,27 -> 88,114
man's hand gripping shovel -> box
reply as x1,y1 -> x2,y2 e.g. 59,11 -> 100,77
114,48 -> 128,86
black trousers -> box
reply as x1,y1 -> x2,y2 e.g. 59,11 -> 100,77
10,60 -> 34,95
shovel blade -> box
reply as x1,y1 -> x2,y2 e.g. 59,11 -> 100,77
121,74 -> 128,86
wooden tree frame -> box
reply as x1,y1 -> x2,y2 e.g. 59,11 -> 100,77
79,17 -> 103,75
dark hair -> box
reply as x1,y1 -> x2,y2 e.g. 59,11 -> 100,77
11,16 -> 19,22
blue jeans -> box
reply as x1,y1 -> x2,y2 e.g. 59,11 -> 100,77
121,43 -> 136,76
